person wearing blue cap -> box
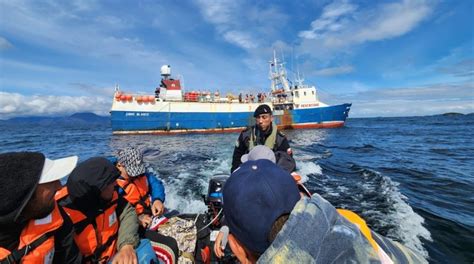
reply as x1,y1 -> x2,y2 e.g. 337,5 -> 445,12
222,160 -> 426,263
231,104 -> 295,173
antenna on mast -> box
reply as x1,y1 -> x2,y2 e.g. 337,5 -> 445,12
268,49 -> 291,93
291,46 -> 295,82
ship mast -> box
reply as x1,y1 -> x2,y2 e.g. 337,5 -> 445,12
269,50 -> 291,93
294,68 -> 305,88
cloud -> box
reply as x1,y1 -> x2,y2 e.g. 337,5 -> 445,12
194,0 -> 287,51
338,81 -> 474,117
298,0 -> 433,57
223,31 -> 257,49
313,65 -> 354,76
94,15 -> 131,30
438,58 -> 474,78
299,0 -> 357,39
2,58 -> 84,74
356,83 -> 473,100
1,59 -> 116,97
0,36 -> 13,50
0,0 -> 273,93
353,1 -> 431,42
195,0 -> 237,25
0,1 -> 165,70
69,0 -> 97,12
0,92 -> 110,120
350,98 -> 473,118
195,0 -> 252,50
69,83 -> 116,97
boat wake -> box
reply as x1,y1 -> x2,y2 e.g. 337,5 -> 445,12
357,169 -> 432,258
153,156 -> 230,214
310,161 -> 432,259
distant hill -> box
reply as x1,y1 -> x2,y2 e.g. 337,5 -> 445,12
2,112 -> 110,125
69,112 -> 109,122
442,112 -> 465,116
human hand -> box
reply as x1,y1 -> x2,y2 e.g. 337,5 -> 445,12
138,214 -> 152,228
214,231 -> 225,258
112,244 -> 137,264
214,226 -> 229,258
151,200 -> 164,216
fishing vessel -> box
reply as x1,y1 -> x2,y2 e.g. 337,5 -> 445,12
110,53 -> 351,134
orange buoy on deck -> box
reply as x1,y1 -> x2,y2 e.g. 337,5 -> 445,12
148,95 -> 155,103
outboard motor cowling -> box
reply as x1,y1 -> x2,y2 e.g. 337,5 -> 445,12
204,175 -> 229,227
195,175 -> 236,263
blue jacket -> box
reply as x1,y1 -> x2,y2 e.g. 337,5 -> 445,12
258,194 -> 426,263
118,171 -> 166,203
145,172 -> 166,203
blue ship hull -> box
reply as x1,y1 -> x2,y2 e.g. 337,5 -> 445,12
110,103 -> 351,134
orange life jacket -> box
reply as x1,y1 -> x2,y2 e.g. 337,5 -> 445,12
116,175 -> 151,215
0,203 -> 63,264
56,187 -> 119,263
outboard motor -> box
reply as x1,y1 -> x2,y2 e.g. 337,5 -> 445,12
195,175 -> 236,263
204,175 -> 228,227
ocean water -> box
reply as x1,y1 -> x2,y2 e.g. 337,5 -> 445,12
1,114 -> 473,263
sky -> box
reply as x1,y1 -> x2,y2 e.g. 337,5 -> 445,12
0,0 -> 473,119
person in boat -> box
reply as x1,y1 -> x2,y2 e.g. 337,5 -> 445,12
222,160 -> 427,264
0,152 -> 81,264
215,145 -> 303,259
231,104 -> 295,173
115,147 -> 166,229
56,157 -> 164,264
215,145 -> 308,258
115,147 -> 179,261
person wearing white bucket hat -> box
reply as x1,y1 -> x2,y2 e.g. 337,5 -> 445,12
0,152 -> 80,264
